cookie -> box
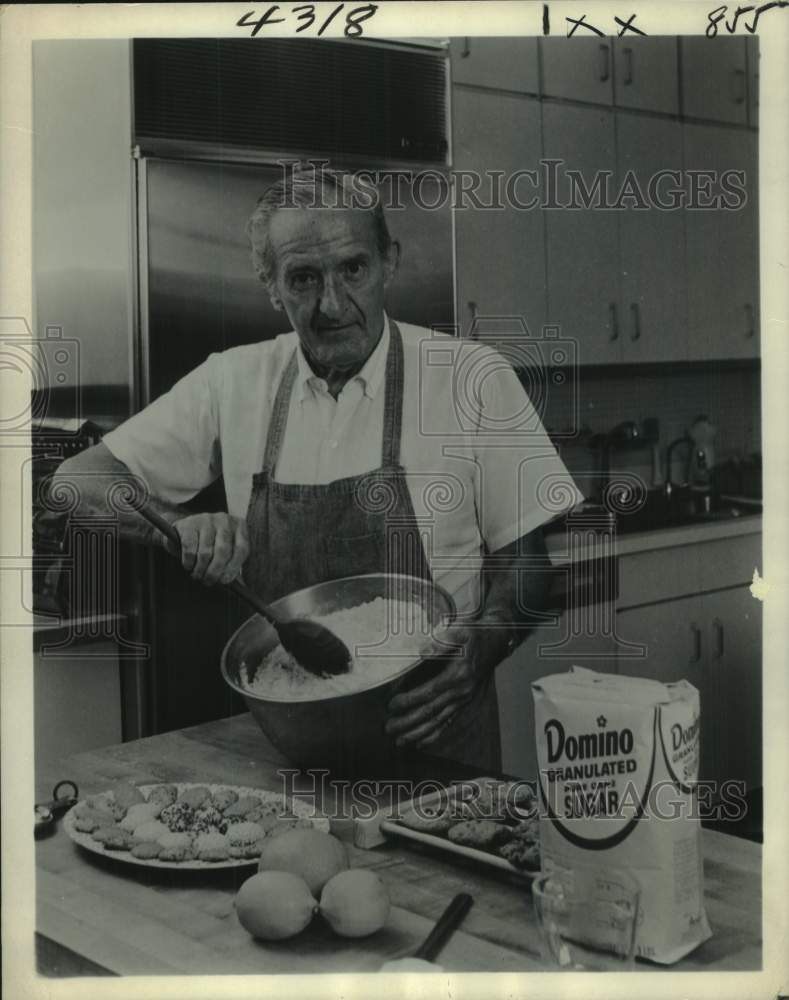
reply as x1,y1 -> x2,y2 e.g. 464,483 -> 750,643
91,824 -> 125,843
222,796 -> 261,819
229,841 -> 263,859
73,810 -> 109,833
499,839 -> 540,871
447,819 -> 512,850
159,845 -> 195,863
132,820 -> 170,844
111,781 -> 146,811
398,804 -> 457,835
82,797 -> 125,822
131,842 -> 163,860
212,788 -> 239,812
101,829 -> 134,851
119,802 -> 162,831
160,802 -> 195,832
158,831 -> 193,850
146,784 -> 178,809
197,847 -> 230,862
194,831 -> 230,854
509,817 -> 540,843
246,810 -> 280,834
193,806 -> 226,834
176,786 -> 211,810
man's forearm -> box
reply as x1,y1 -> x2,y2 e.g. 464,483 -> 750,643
50,442 -> 184,548
479,530 -> 552,664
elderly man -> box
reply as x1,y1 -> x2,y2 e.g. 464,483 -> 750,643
56,168 -> 582,769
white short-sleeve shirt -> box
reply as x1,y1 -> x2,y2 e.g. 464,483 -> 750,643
104,317 -> 584,610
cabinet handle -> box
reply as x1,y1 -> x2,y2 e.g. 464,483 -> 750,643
712,618 -> 724,660
689,623 -> 702,664
732,68 -> 746,104
630,302 -> 641,341
623,47 -> 634,85
745,303 -> 755,339
599,43 -> 611,83
609,302 -> 619,342
461,36 -> 471,59
753,72 -> 759,108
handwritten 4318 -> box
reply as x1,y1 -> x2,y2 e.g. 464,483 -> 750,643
236,4 -> 378,39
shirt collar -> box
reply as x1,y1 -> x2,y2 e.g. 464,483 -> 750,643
295,315 -> 390,403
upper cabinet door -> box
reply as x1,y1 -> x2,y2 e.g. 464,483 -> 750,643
684,124 -> 759,360
542,103 -> 621,362
616,113 -> 687,363
613,38 -> 679,114
452,87 -> 547,341
449,36 -> 539,94
540,38 -> 614,105
681,37 -> 748,125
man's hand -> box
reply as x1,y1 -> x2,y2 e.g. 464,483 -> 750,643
160,512 -> 250,586
385,622 -> 510,748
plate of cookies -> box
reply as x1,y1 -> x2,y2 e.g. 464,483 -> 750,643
379,778 -> 540,878
63,780 -> 329,870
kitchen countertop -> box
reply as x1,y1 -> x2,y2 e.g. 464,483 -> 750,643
36,714 -> 761,976
545,512 -> 762,564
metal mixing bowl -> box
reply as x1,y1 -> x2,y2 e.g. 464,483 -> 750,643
220,573 -> 456,775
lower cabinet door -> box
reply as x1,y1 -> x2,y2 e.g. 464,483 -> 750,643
702,585 -> 762,798
615,595 -> 715,783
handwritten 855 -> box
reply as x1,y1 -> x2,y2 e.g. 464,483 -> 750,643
236,4 -> 378,38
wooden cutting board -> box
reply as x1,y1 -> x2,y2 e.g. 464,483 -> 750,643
35,713 -> 762,975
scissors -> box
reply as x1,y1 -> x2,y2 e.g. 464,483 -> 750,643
34,780 -> 79,839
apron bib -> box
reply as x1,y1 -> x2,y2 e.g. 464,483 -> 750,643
243,321 -> 501,772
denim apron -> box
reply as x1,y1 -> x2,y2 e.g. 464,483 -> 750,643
243,321 -> 501,771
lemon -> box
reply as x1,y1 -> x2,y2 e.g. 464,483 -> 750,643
258,828 -> 348,896
235,871 -> 317,941
319,869 -> 390,938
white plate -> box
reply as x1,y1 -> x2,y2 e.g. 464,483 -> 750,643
380,781 -> 538,880
63,782 -> 329,871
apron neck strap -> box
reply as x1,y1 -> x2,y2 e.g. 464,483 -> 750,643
381,318 -> 405,468
261,318 -> 406,476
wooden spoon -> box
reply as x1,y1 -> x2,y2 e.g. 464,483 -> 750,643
379,892 -> 474,971
138,503 -> 351,677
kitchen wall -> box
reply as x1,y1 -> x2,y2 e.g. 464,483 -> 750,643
542,363 -> 761,493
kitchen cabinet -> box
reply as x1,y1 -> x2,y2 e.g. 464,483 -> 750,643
613,38 -> 679,114
497,608 -> 618,780
681,37 -> 748,125
452,86 -> 547,341
617,586 -> 761,797
684,124 -> 759,360
746,36 -> 759,127
706,585 -> 761,795
542,102 -> 621,362
616,112 -> 687,362
616,529 -> 762,798
540,38 -> 614,105
449,36 -> 539,94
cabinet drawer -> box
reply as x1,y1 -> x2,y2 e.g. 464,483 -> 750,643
697,533 -> 761,591
617,546 -> 699,608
